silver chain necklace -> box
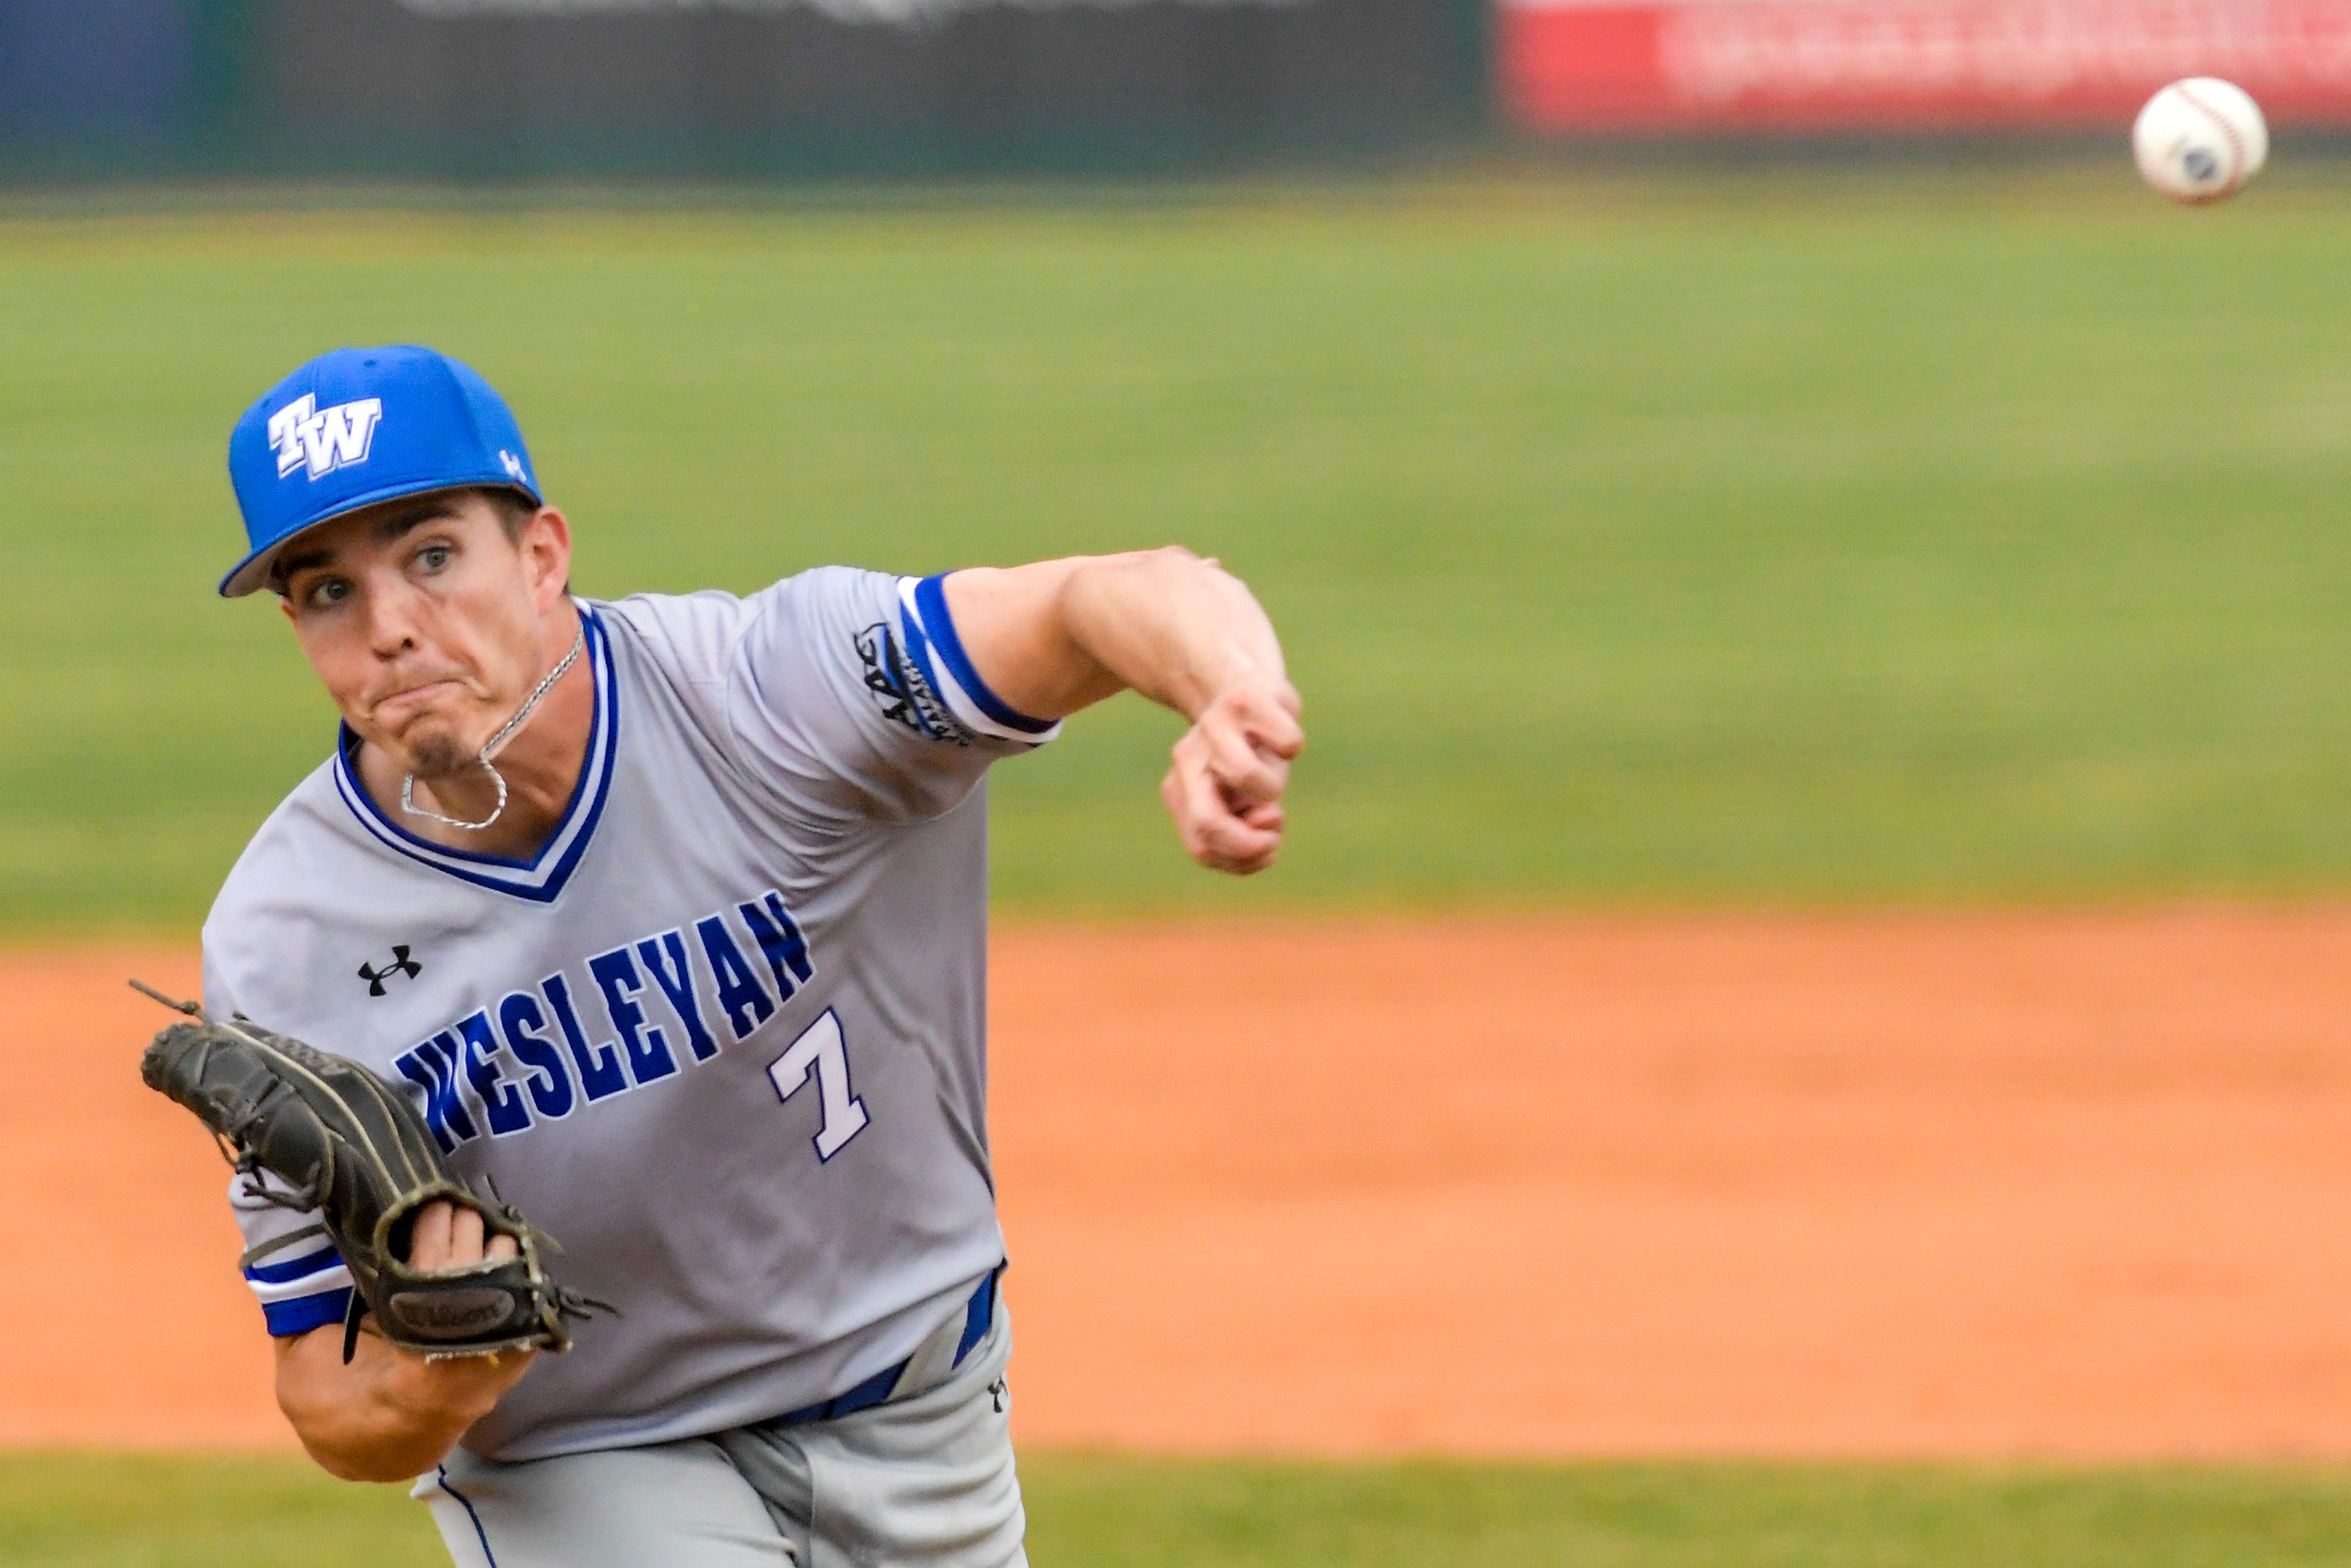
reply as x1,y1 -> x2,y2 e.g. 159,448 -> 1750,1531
400,626 -> 586,833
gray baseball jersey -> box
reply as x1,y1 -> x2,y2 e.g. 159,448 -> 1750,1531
202,567 -> 1057,1463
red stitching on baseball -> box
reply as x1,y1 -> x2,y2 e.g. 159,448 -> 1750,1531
2171,81 -> 2248,197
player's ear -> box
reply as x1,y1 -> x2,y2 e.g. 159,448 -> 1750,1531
520,507 -> 573,613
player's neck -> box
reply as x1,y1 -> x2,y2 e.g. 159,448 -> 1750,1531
358,606 -> 596,860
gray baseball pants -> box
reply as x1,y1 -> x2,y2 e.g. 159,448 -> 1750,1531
416,1302 -> 1026,1568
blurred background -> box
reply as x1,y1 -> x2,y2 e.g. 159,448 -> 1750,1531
10,0 -> 2351,179
10,4 -> 2351,1566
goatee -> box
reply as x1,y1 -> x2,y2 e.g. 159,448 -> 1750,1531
409,733 -> 471,778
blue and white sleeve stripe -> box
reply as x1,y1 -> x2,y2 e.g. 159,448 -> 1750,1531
244,1244 -> 356,1337
897,576 -> 1063,746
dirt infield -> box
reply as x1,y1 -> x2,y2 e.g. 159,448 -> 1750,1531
11,910 -> 2351,1457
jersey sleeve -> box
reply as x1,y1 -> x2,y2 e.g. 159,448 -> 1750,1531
228,1172 -> 355,1337
202,953 -> 354,1338
726,567 -> 1062,822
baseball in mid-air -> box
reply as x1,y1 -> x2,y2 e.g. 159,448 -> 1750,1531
2133,78 -> 2268,203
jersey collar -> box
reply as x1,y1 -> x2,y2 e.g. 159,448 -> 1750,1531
332,602 -> 618,904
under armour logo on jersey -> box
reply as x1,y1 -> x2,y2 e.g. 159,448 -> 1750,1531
269,393 -> 384,481
358,944 -> 423,997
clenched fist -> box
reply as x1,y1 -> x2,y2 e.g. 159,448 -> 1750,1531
1161,677 -> 1303,875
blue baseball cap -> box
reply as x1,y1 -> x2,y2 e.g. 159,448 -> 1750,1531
221,345 -> 542,598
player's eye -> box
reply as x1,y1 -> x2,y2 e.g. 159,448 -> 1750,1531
414,544 -> 454,574
303,577 -> 350,611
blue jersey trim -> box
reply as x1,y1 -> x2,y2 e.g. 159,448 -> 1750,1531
898,611 -> 964,738
953,1266 -> 1000,1367
263,1287 -> 353,1338
332,604 -> 619,904
894,611 -> 960,737
435,1465 -> 500,1566
910,574 -> 1056,735
244,1245 -> 343,1285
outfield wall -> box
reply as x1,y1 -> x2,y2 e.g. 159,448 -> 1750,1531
1502,0 -> 2351,132
0,0 -> 1489,179
12,0 -> 2351,181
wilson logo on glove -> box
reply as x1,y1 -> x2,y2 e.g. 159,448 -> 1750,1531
389,1289 -> 518,1338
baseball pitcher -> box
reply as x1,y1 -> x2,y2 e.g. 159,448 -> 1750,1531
180,345 -> 1302,1566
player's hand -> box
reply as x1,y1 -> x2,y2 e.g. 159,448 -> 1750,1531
387,1200 -> 536,1395
1161,678 -> 1303,875
278,1198 -> 536,1479
408,1198 -> 521,1273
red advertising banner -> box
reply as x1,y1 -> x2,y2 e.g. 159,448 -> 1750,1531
1504,0 -> 2351,130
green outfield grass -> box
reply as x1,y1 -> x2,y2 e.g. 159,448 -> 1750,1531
7,1449 -> 2351,1566
8,170 -> 2351,932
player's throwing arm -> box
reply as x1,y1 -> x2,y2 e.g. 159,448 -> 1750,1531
941,549 -> 1305,875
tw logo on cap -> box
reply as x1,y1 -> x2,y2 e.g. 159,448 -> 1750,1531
269,394 -> 384,481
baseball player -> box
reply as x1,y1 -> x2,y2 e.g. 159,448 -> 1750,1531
200,345 -> 1302,1566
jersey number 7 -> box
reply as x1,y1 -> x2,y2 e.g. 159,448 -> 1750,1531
766,1008 -> 871,1162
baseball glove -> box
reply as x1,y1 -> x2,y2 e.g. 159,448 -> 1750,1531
135,983 -> 607,1362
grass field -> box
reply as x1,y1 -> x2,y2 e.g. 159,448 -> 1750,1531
11,1450 -> 2351,1567
7,169 -> 2351,933
10,171 -> 2351,1560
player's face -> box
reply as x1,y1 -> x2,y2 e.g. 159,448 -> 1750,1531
276,490 -> 574,777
